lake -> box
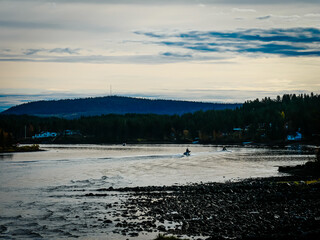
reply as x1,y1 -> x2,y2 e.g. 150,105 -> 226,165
0,144 -> 315,239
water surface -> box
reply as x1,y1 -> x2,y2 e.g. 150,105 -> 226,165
0,144 -> 315,239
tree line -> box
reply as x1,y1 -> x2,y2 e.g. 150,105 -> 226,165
0,93 -> 319,146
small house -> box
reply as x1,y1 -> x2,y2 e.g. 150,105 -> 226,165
287,132 -> 302,141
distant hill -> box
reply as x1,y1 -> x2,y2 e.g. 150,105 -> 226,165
1,96 -> 241,118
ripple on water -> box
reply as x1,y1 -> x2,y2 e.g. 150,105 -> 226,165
10,229 -> 42,238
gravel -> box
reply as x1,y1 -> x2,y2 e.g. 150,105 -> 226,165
100,176 -> 320,240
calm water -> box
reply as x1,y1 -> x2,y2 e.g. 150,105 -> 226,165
0,144 -> 315,239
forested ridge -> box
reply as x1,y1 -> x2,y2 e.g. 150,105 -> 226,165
0,93 -> 319,146
1,95 -> 240,118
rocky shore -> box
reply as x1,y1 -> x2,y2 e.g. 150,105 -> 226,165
97,176 -> 320,240
278,159 -> 320,177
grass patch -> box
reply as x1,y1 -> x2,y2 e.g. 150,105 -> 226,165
0,144 -> 41,153
16,144 -> 41,152
278,178 -> 320,185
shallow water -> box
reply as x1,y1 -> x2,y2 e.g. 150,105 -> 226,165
0,144 -> 315,239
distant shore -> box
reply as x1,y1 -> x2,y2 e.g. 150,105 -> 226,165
19,137 -> 319,147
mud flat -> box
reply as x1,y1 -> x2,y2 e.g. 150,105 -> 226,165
95,176 -> 320,240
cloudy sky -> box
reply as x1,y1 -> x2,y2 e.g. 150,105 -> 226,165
1,0 -> 320,111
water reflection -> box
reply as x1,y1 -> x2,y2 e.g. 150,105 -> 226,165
286,144 -> 318,154
0,154 -> 13,160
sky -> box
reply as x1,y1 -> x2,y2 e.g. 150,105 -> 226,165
0,0 -> 320,111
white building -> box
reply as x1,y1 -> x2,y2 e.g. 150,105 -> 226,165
32,131 -> 57,139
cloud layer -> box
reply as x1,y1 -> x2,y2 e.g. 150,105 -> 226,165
136,28 -> 320,58
1,28 -> 319,64
0,0 -> 320,107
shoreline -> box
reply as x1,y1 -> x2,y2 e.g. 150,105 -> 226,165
19,136 -> 320,148
15,141 -> 320,149
96,175 -> 320,240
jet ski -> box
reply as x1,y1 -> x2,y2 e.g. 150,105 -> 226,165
184,148 -> 191,156
183,151 -> 190,156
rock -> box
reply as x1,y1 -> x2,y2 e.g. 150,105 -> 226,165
106,203 -> 112,208
157,225 -> 166,231
0,225 -> 7,233
129,232 -> 139,237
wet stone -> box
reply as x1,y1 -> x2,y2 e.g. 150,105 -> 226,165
157,225 -> 166,231
0,225 -> 7,233
129,232 -> 139,237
